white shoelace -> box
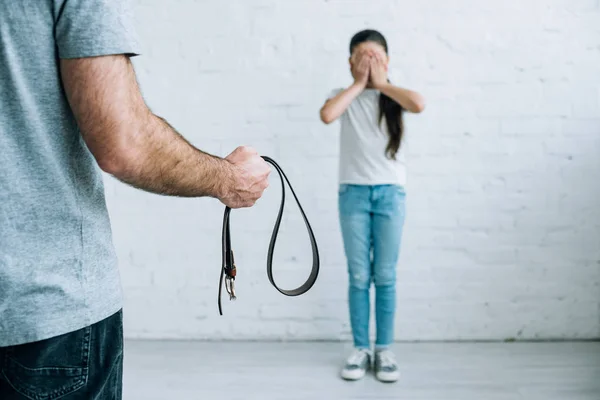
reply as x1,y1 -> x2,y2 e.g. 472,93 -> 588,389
347,349 -> 369,366
377,350 -> 397,367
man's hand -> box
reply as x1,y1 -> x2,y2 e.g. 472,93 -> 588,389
220,146 -> 271,208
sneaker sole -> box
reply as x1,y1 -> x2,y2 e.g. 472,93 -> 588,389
341,369 -> 367,381
375,371 -> 399,383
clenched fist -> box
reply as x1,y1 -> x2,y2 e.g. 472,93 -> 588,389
219,146 -> 271,208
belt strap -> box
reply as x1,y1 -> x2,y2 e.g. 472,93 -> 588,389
218,156 -> 320,315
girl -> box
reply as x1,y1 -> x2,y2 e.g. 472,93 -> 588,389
320,29 -> 425,383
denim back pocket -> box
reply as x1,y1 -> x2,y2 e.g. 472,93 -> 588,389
3,327 -> 90,400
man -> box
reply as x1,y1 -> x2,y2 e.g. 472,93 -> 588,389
0,1 -> 270,398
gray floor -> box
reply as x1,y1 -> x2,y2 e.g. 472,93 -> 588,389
123,341 -> 600,400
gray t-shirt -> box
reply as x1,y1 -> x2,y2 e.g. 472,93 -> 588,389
0,0 -> 140,347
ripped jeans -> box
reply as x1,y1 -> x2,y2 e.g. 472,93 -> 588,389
338,184 -> 406,350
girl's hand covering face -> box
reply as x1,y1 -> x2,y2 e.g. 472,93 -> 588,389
369,55 -> 388,89
352,45 -> 389,88
352,50 -> 371,87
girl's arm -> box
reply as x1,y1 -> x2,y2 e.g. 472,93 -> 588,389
320,50 -> 371,124
370,55 -> 426,114
378,83 -> 426,114
319,83 -> 364,124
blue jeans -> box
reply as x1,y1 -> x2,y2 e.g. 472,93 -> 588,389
0,310 -> 124,399
338,184 -> 406,350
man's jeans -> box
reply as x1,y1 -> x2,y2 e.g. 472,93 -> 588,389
338,184 -> 406,350
0,310 -> 124,399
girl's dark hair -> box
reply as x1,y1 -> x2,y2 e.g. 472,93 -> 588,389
350,29 -> 404,160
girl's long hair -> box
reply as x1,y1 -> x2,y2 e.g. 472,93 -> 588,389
350,29 -> 404,160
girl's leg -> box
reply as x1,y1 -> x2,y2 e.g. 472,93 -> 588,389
338,184 -> 372,350
371,185 -> 406,382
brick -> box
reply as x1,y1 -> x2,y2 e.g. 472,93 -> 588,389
501,118 -> 565,136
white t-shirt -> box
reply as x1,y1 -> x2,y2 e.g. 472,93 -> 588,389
329,88 -> 407,186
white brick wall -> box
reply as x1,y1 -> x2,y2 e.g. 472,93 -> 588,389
104,0 -> 600,341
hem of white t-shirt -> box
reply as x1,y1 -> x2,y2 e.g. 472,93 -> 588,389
339,180 -> 406,187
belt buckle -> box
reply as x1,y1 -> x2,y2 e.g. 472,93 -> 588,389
225,250 -> 237,301
225,275 -> 236,301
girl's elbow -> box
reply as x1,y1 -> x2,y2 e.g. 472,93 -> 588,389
320,109 -> 336,124
410,97 -> 426,114
413,101 -> 426,114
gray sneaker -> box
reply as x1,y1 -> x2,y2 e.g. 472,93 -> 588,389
374,350 -> 400,382
340,348 -> 371,380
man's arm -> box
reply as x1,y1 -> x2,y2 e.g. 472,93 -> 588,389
60,54 -> 270,208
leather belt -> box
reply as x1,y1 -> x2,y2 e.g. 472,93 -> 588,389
218,156 -> 320,315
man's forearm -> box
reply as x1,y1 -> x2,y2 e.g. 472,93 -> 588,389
378,83 -> 426,113
113,111 -> 232,198
61,55 -> 269,208
61,55 -> 233,200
